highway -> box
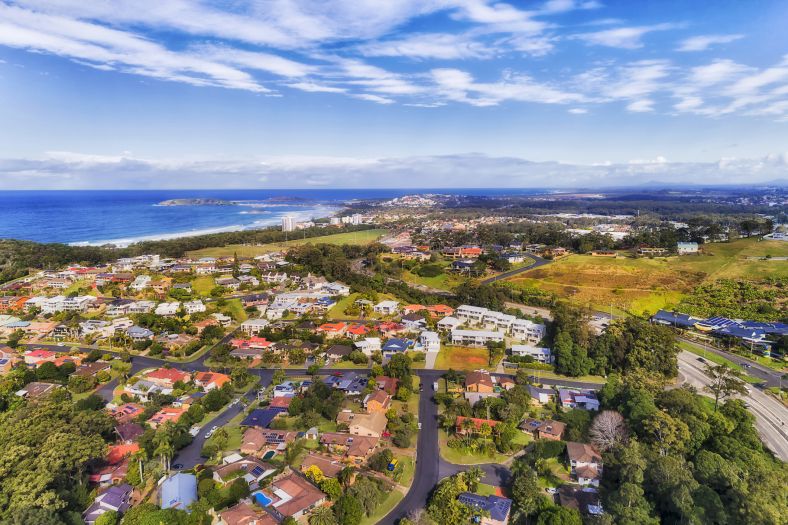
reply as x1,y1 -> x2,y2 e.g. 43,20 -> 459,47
677,336 -> 785,388
677,351 -> 788,461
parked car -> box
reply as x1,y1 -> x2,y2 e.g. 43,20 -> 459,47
204,425 -> 219,439
189,426 -> 201,437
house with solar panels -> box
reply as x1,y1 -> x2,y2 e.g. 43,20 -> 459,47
457,492 -> 512,525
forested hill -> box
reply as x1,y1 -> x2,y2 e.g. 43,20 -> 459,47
0,224 -> 375,284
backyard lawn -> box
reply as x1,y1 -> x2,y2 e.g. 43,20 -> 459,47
187,229 -> 388,258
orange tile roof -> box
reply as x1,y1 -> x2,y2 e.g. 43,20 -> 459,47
106,443 -> 140,465
146,368 -> 190,384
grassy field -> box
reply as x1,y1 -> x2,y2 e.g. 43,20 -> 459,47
187,229 -> 388,258
191,276 -> 215,297
505,238 -> 788,315
401,268 -> 464,291
435,346 -> 496,371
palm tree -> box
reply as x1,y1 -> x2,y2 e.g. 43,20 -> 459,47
153,432 -> 174,471
309,505 -> 337,525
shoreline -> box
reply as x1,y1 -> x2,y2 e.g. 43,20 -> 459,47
68,204 -> 341,248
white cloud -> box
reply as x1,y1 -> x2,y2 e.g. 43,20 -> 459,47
568,107 -> 587,114
359,33 -> 491,60
573,23 -> 678,49
1,150 -> 786,189
676,33 -> 743,52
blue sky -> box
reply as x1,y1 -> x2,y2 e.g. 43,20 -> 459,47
0,0 -> 787,188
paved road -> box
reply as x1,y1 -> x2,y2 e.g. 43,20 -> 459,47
380,370 -> 442,525
480,255 -> 551,284
678,337 -> 785,388
677,351 -> 788,461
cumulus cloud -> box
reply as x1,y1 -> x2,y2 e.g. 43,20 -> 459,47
676,34 -> 743,52
0,151 -> 785,190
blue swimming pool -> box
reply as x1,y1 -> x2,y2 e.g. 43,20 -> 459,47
262,450 -> 276,460
253,492 -> 273,507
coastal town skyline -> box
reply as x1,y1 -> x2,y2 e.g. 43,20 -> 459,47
1,1 -> 788,188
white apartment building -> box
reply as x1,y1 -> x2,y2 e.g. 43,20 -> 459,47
511,319 -> 547,344
510,345 -> 552,363
455,305 -> 488,325
282,216 -> 296,232
130,275 -> 151,291
450,329 -> 504,347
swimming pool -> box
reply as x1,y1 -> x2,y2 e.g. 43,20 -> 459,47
262,450 -> 276,460
253,491 -> 273,507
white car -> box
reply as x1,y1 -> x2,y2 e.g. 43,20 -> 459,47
418,423 -> 422,430
204,425 -> 219,439
545,487 -> 558,495
189,426 -> 201,437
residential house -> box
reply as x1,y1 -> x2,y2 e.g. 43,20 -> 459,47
363,390 -> 391,413
212,457 -> 275,487
183,300 -> 206,314
457,493 -> 512,525
23,348 -> 57,366
241,408 -> 284,429
382,338 -> 410,354
193,371 -> 231,391
465,370 -> 494,393
373,300 -> 400,315
126,325 -> 154,341
375,376 -> 399,395
83,484 -> 133,525
147,406 -> 187,429
160,473 -> 197,511
240,428 -> 298,456
110,403 -> 145,424
146,368 -> 191,388
89,443 -> 139,486
637,246 -> 668,256
240,318 -> 270,335
115,422 -> 145,444
325,344 -> 353,362
218,502 -> 277,525
318,322 -> 348,338
558,486 -> 604,518
15,381 -> 58,399
559,389 -> 600,411
123,379 -> 171,401
354,337 -> 382,356
401,312 -> 426,330
520,418 -> 565,441
419,331 -> 440,352
266,471 -> 326,520
320,432 -> 379,462
527,386 -> 556,405
336,410 -> 388,437
455,416 -> 499,436
301,453 -> 344,477
566,442 -> 603,486
215,277 -> 241,290
74,361 -> 111,378
154,302 -> 180,316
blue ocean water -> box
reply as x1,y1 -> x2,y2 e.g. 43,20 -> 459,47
0,189 -> 544,245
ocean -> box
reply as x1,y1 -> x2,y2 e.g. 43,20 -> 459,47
0,189 -> 545,246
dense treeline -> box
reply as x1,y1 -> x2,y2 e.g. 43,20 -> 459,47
0,390 -> 114,523
285,243 -> 450,305
0,225 -> 375,283
551,303 -> 679,378
677,278 -> 787,322
507,375 -> 788,525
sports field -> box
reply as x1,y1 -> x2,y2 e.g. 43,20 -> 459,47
505,238 -> 788,315
187,229 -> 388,258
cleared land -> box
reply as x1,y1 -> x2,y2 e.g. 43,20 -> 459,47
187,229 -> 388,258
505,238 -> 788,316
435,346 -> 496,371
